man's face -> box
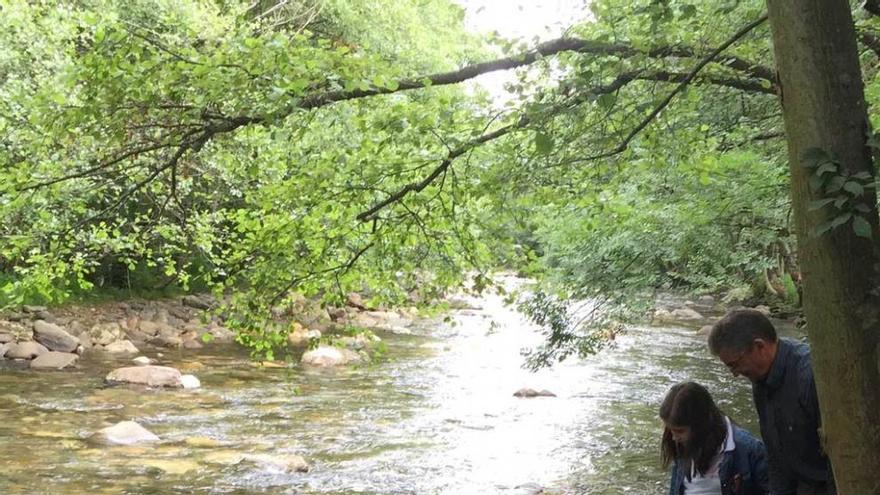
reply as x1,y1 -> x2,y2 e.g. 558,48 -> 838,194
717,340 -> 771,382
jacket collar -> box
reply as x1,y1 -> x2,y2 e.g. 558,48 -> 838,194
763,338 -> 790,389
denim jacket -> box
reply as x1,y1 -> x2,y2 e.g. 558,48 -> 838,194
668,423 -> 770,495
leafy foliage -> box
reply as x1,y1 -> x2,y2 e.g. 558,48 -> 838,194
2,0 -> 878,363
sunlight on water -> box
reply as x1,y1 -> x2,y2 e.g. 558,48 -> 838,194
0,277 -> 771,494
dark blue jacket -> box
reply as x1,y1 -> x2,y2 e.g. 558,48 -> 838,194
668,423 -> 770,495
752,338 -> 832,494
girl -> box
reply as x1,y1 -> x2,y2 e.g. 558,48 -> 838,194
661,382 -> 769,495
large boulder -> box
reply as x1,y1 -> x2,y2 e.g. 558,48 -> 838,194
0,343 -> 9,358
105,365 -> 184,388
0,332 -> 14,344
301,346 -> 364,367
5,341 -> 49,360
104,340 -> 140,355
30,351 -> 79,370
33,320 -> 79,352
88,421 -> 160,446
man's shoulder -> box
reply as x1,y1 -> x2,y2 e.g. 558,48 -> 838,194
780,338 -> 812,366
780,338 -> 817,394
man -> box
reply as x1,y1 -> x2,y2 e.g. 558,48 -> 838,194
708,308 -> 834,495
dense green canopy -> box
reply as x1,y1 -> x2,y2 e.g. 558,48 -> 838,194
2,0 -> 878,360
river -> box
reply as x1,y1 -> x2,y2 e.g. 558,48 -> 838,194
0,282 -> 785,494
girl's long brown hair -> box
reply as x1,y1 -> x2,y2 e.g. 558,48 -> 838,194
659,382 -> 727,480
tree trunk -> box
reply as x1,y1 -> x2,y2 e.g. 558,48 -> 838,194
765,1 -> 880,493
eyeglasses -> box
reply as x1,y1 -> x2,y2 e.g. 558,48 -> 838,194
722,343 -> 753,370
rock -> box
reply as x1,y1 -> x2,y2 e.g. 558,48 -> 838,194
5,312 -> 26,322
5,341 -> 49,360
34,310 -> 54,322
88,421 -> 160,446
150,330 -> 182,348
0,333 -> 14,344
154,309 -> 170,325
182,294 -> 214,310
698,295 -> 716,305
346,292 -> 366,310
513,388 -> 557,398
336,333 -> 379,351
207,325 -> 235,343
242,453 -> 309,473
182,338 -> 204,349
301,346 -> 364,366
22,305 -> 48,313
104,340 -> 140,355
180,374 -> 201,389
0,343 -> 9,358
33,320 -> 79,352
30,351 -> 79,370
89,322 -> 123,346
0,320 -> 29,338
697,325 -> 713,336
327,307 -> 347,321
132,356 -> 154,366
75,331 -> 93,350
106,365 -> 183,388
287,324 -> 321,347
67,320 -> 86,336
142,321 -> 166,336
671,308 -> 704,321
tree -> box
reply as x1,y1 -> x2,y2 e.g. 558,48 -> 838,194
765,0 -> 880,492
3,2 -> 880,487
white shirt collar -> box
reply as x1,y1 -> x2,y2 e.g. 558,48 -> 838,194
722,416 -> 736,452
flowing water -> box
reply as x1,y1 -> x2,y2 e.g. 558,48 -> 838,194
0,282 -> 798,494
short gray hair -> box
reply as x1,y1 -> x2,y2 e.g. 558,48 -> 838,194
708,308 -> 778,355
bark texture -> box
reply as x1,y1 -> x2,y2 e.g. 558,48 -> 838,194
766,1 -> 880,493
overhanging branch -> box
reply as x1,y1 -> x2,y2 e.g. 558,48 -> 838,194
581,13 -> 769,162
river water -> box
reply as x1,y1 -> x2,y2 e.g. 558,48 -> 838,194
0,283 -> 785,494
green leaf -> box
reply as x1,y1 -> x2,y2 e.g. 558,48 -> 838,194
843,181 -> 865,196
853,216 -> 873,238
534,132 -> 554,155
801,147 -> 830,168
598,93 -> 616,110
816,162 -> 837,176
832,212 -> 853,228
808,174 -> 825,192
